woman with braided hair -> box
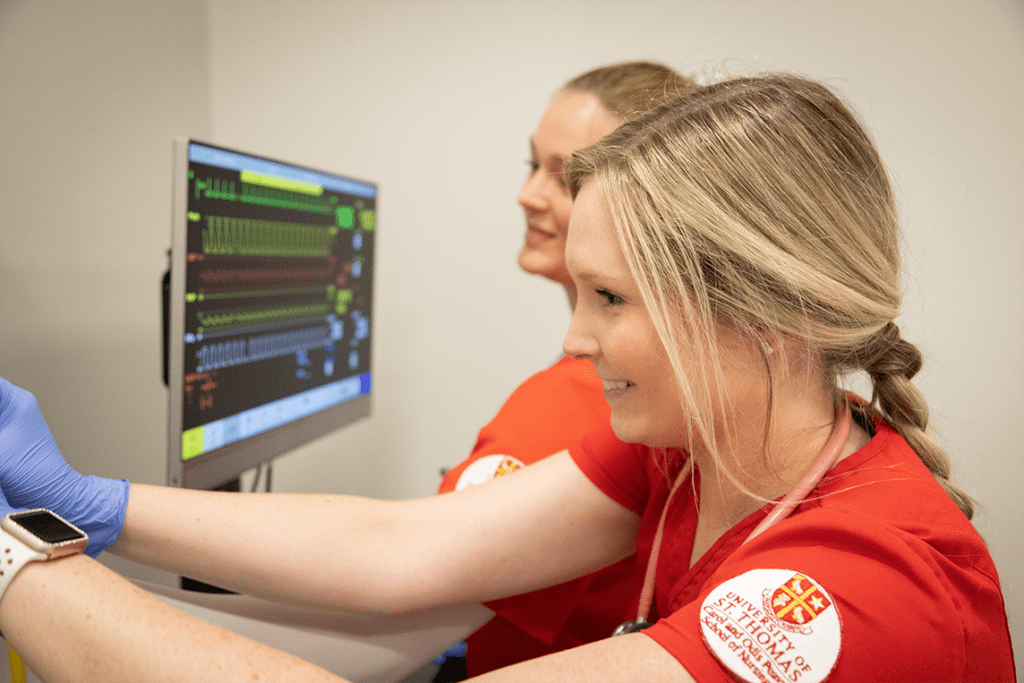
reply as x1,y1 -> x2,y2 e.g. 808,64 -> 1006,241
557,72 -> 1012,680
0,72 -> 1013,682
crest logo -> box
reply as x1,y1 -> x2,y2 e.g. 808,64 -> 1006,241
494,456 -> 522,477
764,573 -> 832,631
455,454 -> 526,491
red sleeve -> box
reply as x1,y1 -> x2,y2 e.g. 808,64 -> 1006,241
438,356 -> 609,493
568,422 -> 651,515
467,422 -> 653,669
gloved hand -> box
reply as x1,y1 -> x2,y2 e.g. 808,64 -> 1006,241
0,377 -> 129,557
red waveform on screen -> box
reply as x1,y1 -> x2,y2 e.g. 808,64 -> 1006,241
198,263 -> 334,284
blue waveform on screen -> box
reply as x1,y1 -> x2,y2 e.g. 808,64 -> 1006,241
194,325 -> 333,373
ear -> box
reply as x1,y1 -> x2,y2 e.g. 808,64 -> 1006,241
747,327 -> 816,372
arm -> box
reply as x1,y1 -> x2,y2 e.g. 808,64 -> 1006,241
0,554 -> 692,683
0,554 -> 344,683
111,451 -> 640,613
472,633 -> 695,683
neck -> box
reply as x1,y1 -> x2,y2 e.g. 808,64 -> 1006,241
688,383 -> 869,564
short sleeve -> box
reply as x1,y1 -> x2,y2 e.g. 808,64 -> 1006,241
569,423 -> 651,515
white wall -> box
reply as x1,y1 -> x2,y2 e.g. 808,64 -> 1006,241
1,0 -> 1021,670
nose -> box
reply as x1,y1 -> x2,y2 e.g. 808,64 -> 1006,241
563,304 -> 599,361
517,169 -> 547,212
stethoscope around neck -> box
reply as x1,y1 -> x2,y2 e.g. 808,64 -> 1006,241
611,399 -> 852,636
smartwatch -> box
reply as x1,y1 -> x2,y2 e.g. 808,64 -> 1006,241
0,509 -> 88,605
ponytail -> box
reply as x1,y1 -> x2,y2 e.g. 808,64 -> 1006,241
851,323 -> 975,519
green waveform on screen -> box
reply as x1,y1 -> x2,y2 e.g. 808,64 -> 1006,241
194,177 -> 238,201
196,302 -> 328,330
203,216 -> 334,257
241,181 -> 336,213
194,176 -> 337,214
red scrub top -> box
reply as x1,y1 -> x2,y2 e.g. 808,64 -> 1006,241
570,417 -> 1016,682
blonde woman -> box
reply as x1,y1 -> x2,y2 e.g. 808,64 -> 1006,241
0,73 -> 1014,682
556,73 -> 1014,681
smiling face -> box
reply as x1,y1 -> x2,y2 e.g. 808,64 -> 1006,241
562,181 -> 689,448
563,180 -> 786,457
517,91 -> 622,290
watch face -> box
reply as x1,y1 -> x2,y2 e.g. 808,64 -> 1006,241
8,510 -> 85,544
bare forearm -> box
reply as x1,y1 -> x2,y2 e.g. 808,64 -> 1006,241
0,554 -> 344,683
108,456 -> 637,614
109,484 -> 417,612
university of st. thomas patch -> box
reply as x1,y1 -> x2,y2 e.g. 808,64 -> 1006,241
699,568 -> 842,683
455,454 -> 525,491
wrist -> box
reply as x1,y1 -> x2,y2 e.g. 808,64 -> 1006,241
0,510 -> 88,624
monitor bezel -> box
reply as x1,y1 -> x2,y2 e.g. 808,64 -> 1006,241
166,138 -> 374,490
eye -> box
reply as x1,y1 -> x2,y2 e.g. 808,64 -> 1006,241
525,159 -> 540,175
596,289 -> 624,306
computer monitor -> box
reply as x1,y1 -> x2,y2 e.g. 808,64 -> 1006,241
165,139 -> 377,490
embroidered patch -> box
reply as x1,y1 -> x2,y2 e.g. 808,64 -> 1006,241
455,454 -> 525,491
699,568 -> 842,683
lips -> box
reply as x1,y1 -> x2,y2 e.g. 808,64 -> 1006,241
524,224 -> 557,247
602,379 -> 633,392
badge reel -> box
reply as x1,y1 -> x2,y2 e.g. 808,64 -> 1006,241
612,618 -> 651,636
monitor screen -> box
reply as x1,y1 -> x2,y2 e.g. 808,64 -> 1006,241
166,139 -> 377,489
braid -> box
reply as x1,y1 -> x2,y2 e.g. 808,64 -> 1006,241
856,323 -> 975,519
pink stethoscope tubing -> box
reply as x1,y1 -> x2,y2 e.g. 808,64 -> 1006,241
615,400 -> 852,635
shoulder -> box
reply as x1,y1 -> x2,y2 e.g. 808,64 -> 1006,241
438,356 -> 609,494
814,419 -> 985,556
778,420 -> 1003,620
647,422 -> 1014,682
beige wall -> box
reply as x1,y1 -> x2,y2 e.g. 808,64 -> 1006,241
1,0 -> 1021,665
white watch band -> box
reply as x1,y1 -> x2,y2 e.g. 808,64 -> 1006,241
0,529 -> 47,607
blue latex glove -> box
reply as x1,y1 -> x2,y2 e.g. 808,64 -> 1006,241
0,482 -> 14,521
0,377 -> 129,557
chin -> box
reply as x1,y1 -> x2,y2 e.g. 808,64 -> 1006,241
517,248 -> 560,281
610,415 -> 680,449
609,417 -> 646,446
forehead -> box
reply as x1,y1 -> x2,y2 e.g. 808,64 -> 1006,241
566,182 -> 631,283
533,91 -> 622,159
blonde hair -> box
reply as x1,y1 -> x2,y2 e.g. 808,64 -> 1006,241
567,73 -> 974,518
558,61 -> 698,120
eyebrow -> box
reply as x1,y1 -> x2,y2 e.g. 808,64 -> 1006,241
528,138 -> 570,168
567,265 -> 633,291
